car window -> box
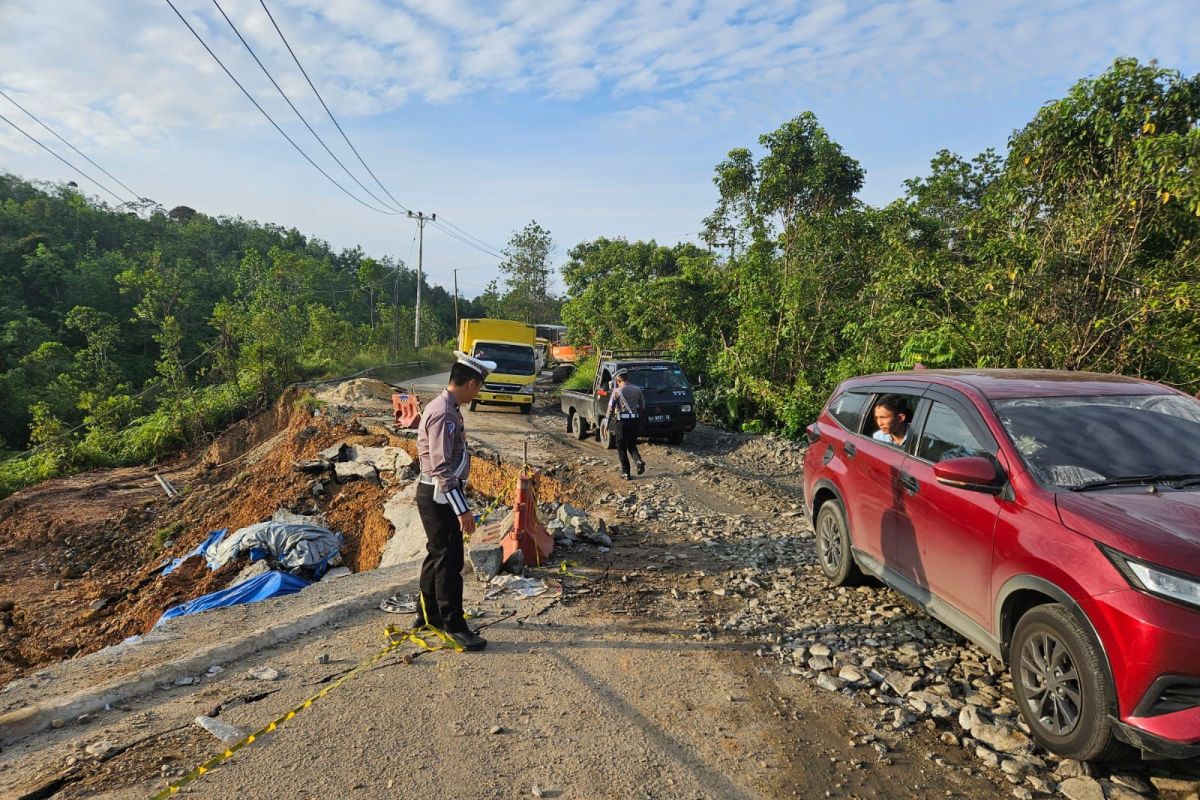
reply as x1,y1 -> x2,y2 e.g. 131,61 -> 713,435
917,402 -> 989,462
828,391 -> 871,432
993,394 -> 1200,488
865,392 -> 923,450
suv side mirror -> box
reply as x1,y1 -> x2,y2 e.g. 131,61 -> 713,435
933,456 -> 1004,494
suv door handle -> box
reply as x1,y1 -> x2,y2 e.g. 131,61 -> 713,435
844,442 -> 857,458
899,471 -> 919,494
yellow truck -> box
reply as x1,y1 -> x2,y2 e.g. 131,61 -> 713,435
457,318 -> 538,414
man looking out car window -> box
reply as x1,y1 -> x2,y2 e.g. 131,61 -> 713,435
872,394 -> 911,446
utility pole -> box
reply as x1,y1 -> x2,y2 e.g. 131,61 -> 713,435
407,210 -> 435,349
452,268 -> 461,332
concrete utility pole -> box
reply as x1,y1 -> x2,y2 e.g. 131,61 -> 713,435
407,210 -> 435,349
452,268 -> 461,332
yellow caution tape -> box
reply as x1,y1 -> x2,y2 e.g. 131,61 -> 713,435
149,615 -> 465,800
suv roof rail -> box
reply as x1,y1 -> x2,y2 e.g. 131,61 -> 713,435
599,349 -> 677,361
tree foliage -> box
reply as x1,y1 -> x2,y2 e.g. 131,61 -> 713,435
0,177 -> 464,495
483,220 -> 561,323
564,59 -> 1200,435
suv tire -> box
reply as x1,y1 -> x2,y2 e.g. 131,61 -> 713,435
1011,604 -> 1127,762
814,499 -> 862,586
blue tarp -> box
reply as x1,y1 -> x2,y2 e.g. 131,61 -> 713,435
154,570 -> 309,627
161,528 -> 228,575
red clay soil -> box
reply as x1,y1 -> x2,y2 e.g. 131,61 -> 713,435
0,392 -> 582,687
0,391 -> 399,687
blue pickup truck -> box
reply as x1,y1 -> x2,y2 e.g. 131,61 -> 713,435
559,351 -> 697,447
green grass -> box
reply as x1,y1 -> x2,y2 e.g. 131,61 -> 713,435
560,354 -> 597,392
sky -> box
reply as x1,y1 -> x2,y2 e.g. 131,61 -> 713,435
1,0 -> 1197,298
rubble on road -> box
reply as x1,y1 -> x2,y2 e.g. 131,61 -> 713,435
195,715 -> 247,744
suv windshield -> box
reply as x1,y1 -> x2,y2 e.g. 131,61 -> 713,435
993,394 -> 1200,489
624,365 -> 691,391
473,343 -> 535,376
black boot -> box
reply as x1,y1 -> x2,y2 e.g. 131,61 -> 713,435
448,628 -> 488,651
636,461 -> 646,475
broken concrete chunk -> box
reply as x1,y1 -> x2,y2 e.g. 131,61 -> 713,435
318,442 -> 349,462
293,459 -> 329,474
556,504 -> 586,523
248,665 -> 281,681
379,494 -> 427,568
85,740 -> 117,759
467,513 -> 512,582
334,461 -> 380,485
195,715 -> 247,744
321,566 -> 352,580
350,446 -> 413,472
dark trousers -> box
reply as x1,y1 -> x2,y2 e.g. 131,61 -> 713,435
415,482 -> 467,632
614,417 -> 644,475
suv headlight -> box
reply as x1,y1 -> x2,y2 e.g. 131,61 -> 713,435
1102,545 -> 1200,609
681,404 -> 692,413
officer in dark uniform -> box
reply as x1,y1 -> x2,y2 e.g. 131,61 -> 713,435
415,351 -> 496,651
606,368 -> 646,480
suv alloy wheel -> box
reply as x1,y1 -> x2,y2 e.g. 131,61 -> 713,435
1010,604 -> 1128,761
814,499 -> 862,586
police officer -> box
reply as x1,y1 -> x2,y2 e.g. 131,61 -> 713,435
414,351 -> 496,651
606,369 -> 646,480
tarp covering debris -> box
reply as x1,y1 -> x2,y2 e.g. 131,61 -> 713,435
161,528 -> 228,575
205,521 -> 343,576
155,571 -> 309,627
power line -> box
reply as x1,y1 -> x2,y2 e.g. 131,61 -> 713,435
256,0 -> 512,262
430,218 -> 505,260
257,0 -> 409,214
0,109 -> 130,207
435,215 -> 505,256
0,87 -> 144,202
162,0 -> 397,216
209,0 -> 401,216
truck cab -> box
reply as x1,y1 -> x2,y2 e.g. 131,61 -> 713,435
560,350 -> 697,445
458,318 -> 538,414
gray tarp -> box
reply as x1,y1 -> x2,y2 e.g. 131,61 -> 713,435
206,521 -> 343,572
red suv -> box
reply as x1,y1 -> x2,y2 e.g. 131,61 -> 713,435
802,369 -> 1200,761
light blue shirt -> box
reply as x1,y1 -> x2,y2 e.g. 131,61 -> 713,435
873,429 -> 907,447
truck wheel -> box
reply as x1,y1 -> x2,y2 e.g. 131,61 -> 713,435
520,403 -> 532,416
600,419 -> 616,449
1011,604 -> 1128,761
552,365 -> 573,383
469,400 -> 478,413
569,410 -> 589,440
668,430 -> 685,445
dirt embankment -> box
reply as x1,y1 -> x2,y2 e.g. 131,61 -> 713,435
0,386 -> 581,688
0,391 -> 380,685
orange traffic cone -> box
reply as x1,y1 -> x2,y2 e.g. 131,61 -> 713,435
501,475 -> 555,567
392,392 -> 422,429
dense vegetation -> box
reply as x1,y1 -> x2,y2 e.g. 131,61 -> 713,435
2,59 -> 1196,497
562,59 -> 1200,433
0,184 -> 476,496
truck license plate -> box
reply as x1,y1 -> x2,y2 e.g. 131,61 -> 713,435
648,414 -> 668,423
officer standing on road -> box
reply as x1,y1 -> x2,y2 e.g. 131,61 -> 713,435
606,369 -> 646,480
415,351 -> 496,651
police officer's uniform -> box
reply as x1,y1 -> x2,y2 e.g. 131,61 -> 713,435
607,370 -> 646,478
415,352 -> 495,644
